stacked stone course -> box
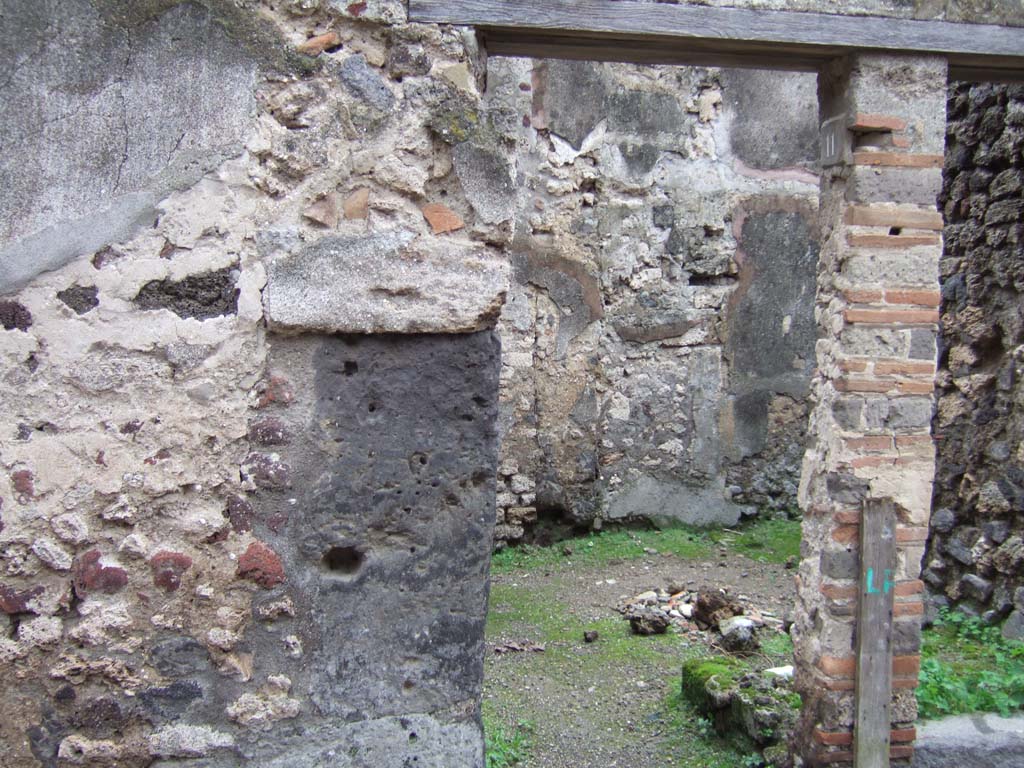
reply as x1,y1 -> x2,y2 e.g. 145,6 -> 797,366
923,81 -> 1024,637
793,54 -> 947,766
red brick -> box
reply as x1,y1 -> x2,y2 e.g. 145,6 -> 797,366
814,728 -> 854,746
849,455 -> 895,468
421,203 -> 465,234
891,135 -> 914,148
844,205 -> 944,231
848,113 -> 908,132
844,435 -> 894,451
819,655 -> 856,677
847,233 -> 941,248
894,601 -> 925,617
885,289 -> 941,307
837,358 -> 869,373
891,727 -> 917,743
296,31 -> 341,56
833,509 -> 862,525
844,308 -> 939,325
894,580 -> 924,597
852,151 -> 944,168
896,380 -> 934,395
842,288 -> 884,304
874,360 -> 936,375
832,525 -> 860,544
890,745 -> 915,759
821,583 -> 858,600
893,655 -> 921,676
896,527 -> 929,544
835,377 -> 892,394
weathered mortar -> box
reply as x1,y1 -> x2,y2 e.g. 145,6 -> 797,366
924,81 -> 1024,638
489,58 -> 821,543
0,1 -> 512,764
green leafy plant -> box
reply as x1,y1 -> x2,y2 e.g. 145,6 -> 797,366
917,608 -> 1024,720
484,719 -> 533,768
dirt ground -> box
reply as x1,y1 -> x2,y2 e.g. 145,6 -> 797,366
483,547 -> 798,767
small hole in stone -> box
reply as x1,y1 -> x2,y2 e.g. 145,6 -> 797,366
323,546 -> 365,575
368,403 -> 377,413
889,226 -> 902,236
409,546 -> 416,553
419,455 -> 427,465
408,730 -> 418,741
344,361 -> 358,375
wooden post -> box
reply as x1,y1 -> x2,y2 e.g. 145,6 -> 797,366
854,498 -> 897,767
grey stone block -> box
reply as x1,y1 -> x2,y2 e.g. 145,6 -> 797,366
264,231 -> 509,333
913,713 -> 1024,768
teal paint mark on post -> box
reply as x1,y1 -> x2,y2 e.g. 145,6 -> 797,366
864,568 -> 893,595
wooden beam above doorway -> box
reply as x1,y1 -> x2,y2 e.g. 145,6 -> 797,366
408,0 -> 1024,81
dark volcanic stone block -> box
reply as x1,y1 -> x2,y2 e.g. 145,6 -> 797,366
243,331 -> 500,764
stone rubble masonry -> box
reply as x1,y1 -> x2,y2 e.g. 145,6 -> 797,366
490,56 -> 821,542
793,52 -> 947,767
0,1 -> 508,764
924,81 -> 1024,639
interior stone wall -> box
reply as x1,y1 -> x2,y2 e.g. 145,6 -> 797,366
488,59 -> 821,544
924,81 -> 1024,637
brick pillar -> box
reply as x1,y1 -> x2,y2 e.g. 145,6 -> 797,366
793,53 -> 948,766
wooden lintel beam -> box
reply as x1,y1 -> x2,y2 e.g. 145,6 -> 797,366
409,0 -> 1024,80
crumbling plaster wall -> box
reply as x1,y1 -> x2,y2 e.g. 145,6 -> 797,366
0,1 -> 515,765
489,58 -> 822,544
924,81 -> 1024,637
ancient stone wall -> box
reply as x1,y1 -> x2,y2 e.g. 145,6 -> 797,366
489,60 -> 821,544
792,53 -> 948,766
0,1 -> 513,765
924,81 -> 1024,637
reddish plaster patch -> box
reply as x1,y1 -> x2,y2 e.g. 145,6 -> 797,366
150,551 -> 193,592
11,469 -> 35,503
144,448 -> 172,465
347,2 -> 367,16
248,417 -> 290,446
256,375 -> 294,409
72,550 -> 129,596
237,542 -> 286,588
225,494 -> 255,533
0,583 -> 44,614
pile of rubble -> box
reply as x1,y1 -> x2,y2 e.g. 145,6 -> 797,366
618,584 -> 788,654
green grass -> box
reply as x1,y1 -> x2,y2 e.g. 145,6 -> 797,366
917,609 -> 1024,720
708,518 -> 802,565
483,710 -> 533,768
490,518 -> 802,575
491,527 -> 712,574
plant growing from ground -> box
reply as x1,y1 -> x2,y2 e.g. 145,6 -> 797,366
917,608 -> 1024,719
484,717 -> 533,768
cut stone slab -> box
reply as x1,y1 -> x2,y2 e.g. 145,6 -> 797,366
264,230 -> 509,333
605,475 -> 749,527
913,713 -> 1024,767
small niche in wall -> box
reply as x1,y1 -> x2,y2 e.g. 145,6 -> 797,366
322,545 -> 365,576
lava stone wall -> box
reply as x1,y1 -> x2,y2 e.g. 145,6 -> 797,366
924,82 -> 1024,637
